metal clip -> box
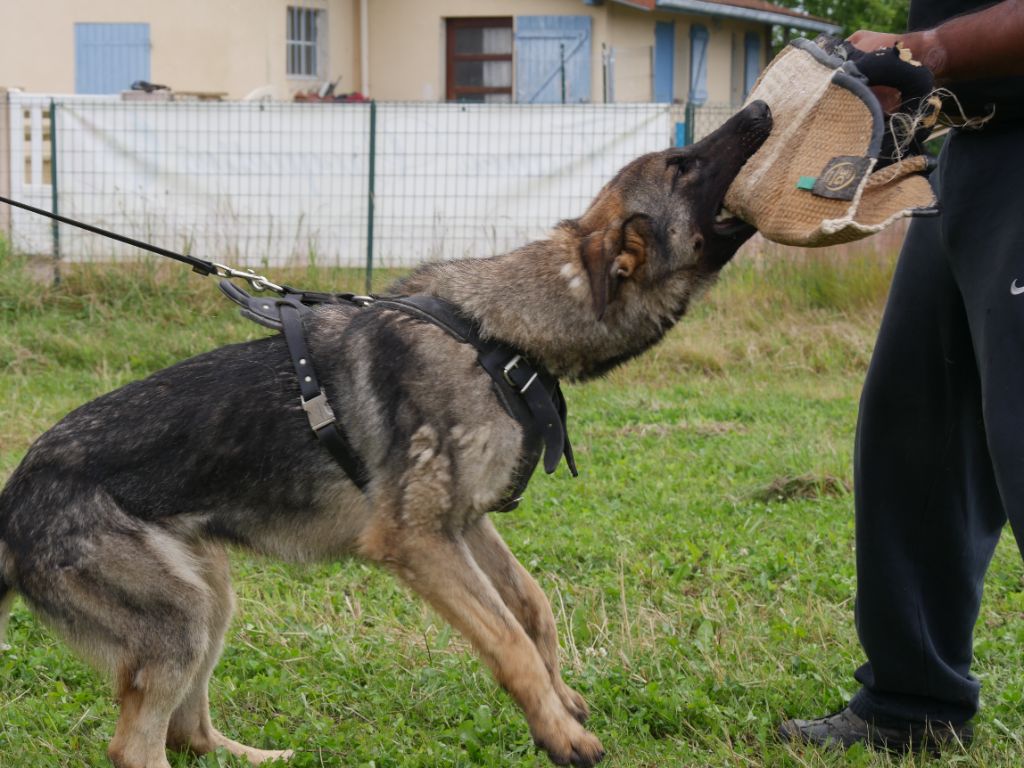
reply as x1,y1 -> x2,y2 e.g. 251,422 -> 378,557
502,355 -> 538,393
350,295 -> 376,307
301,391 -> 336,431
518,372 -> 538,394
502,354 -> 522,387
212,262 -> 285,294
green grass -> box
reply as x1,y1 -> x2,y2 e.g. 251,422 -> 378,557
2,248 -> 1024,767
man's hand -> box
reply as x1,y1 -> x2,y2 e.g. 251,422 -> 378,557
847,30 -> 901,52
845,31 -> 907,113
851,0 -> 1024,83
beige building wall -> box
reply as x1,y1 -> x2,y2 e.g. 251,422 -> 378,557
368,0 -> 767,104
0,0 -> 770,103
365,0 -> 608,102
0,0 -> 360,99
603,4 -> 766,104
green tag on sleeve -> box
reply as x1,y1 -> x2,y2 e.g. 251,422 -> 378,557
796,176 -> 817,190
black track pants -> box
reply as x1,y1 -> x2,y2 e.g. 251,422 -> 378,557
848,125 -> 1024,726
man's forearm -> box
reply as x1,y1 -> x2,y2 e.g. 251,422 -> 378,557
901,0 -> 1024,82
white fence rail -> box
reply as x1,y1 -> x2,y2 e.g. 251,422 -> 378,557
6,94 -> 678,268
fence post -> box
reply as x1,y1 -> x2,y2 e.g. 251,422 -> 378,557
49,99 -> 60,285
365,99 -> 376,294
684,100 -> 695,146
0,89 -> 10,243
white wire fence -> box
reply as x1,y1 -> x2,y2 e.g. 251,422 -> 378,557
4,94 -> 740,277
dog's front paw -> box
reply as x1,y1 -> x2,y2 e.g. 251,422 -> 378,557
555,680 -> 590,724
534,720 -> 605,767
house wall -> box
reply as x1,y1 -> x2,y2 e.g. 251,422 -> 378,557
365,0 -> 608,102
606,4 -> 765,104
370,0 -> 767,104
0,0 -> 770,104
0,0 -> 360,99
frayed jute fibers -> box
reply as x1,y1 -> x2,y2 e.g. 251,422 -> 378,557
724,38 -> 939,248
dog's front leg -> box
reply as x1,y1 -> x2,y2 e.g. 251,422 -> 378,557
464,517 -> 590,724
372,527 -> 605,767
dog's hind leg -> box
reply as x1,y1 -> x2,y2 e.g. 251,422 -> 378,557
369,526 -> 605,767
0,540 -> 14,650
465,517 -> 590,724
14,508 -> 237,768
165,543 -> 292,765
0,580 -> 15,651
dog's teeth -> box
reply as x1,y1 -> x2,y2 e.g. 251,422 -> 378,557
715,208 -> 736,223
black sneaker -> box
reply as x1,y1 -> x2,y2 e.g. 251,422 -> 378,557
779,707 -> 972,753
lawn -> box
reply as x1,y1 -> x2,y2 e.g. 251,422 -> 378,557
2,243 -> 1023,768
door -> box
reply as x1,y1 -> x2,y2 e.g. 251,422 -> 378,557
654,21 -> 674,103
515,16 -> 592,104
689,24 -> 709,105
744,32 -> 762,99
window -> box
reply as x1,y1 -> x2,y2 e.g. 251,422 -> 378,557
287,6 -> 322,78
446,18 -> 513,102
689,24 -> 709,105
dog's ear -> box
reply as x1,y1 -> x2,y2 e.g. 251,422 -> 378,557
580,217 -> 650,320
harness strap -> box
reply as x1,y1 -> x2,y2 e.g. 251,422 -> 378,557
220,283 -> 575,507
275,295 -> 370,489
375,296 -> 577,477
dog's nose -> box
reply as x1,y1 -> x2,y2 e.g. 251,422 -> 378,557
746,100 -> 771,122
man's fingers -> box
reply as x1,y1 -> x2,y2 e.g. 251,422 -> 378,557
847,29 -> 900,52
869,84 -> 903,113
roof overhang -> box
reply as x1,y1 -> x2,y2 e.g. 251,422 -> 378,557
615,0 -> 842,36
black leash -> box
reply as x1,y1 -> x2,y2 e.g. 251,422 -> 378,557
0,193 -> 288,293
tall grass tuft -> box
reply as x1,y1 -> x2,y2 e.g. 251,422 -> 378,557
714,224 -> 904,316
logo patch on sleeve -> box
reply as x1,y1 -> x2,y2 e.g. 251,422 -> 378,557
811,156 -> 872,200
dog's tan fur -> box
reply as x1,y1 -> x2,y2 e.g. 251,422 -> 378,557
0,102 -> 771,767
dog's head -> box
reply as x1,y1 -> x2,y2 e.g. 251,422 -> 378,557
571,100 -> 772,320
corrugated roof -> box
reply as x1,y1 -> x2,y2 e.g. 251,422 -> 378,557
708,0 -> 834,27
610,0 -> 840,35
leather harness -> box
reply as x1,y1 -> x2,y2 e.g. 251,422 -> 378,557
220,281 -> 576,512
0,194 -> 573,507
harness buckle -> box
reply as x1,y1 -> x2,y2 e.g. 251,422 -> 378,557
503,354 -> 539,394
502,355 -> 523,387
301,390 -> 336,431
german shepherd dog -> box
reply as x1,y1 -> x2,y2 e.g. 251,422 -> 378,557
0,101 -> 771,768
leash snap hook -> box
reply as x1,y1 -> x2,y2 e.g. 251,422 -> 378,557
212,262 -> 285,295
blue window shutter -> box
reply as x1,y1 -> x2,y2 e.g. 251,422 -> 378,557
689,25 -> 709,105
653,22 -> 675,103
75,23 -> 151,94
515,16 -> 592,104
744,32 -> 761,98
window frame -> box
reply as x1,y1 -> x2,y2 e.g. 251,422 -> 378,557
287,6 -> 323,79
445,17 -> 514,102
